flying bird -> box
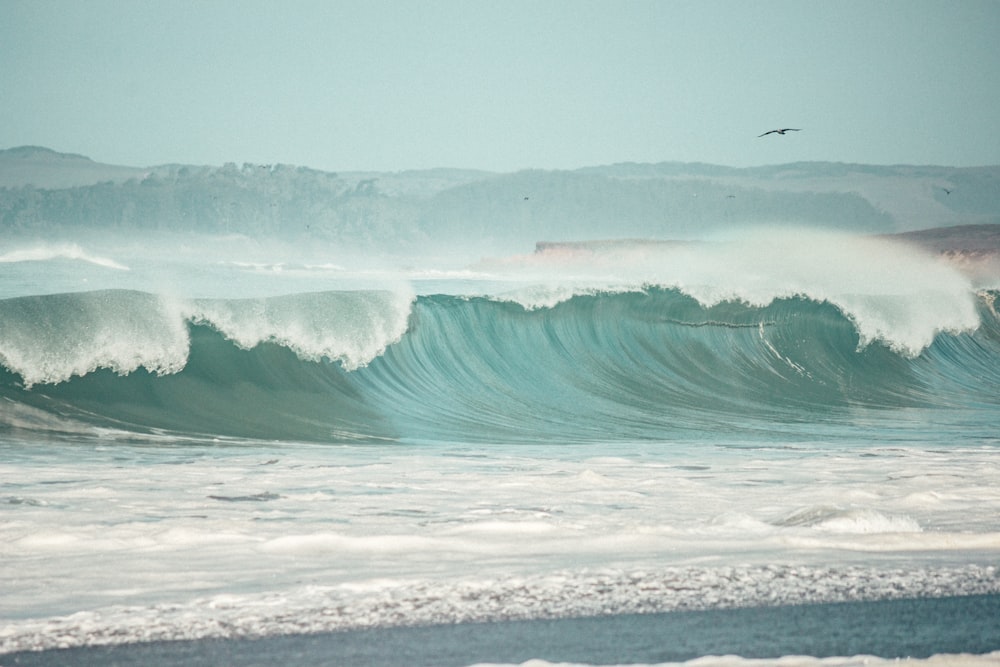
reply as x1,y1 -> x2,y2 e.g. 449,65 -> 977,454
758,128 -> 802,137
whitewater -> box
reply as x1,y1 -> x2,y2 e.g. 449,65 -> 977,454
1,227 -> 999,666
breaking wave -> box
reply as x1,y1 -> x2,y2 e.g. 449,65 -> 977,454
0,242 -> 130,270
1,286 -> 997,443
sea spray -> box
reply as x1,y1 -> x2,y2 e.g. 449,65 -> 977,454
0,242 -> 131,271
0,288 -> 415,390
479,229 -> 981,356
185,288 -> 416,371
0,290 -> 188,387
1,288 -> 998,442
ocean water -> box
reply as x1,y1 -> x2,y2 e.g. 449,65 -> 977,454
1,230 -> 999,665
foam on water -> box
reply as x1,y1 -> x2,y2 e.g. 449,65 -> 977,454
0,242 -> 130,271
773,506 -> 923,534
483,230 -> 980,357
1,228 -> 998,660
0,291 -> 189,387
0,288 -> 415,388
2,438 -> 999,653
2,564 -> 998,654
186,288 -> 415,371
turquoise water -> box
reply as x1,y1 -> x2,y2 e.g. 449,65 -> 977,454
2,232 -> 999,662
6,596 -> 1000,666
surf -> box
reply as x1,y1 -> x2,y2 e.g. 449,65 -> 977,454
1,286 -> 997,444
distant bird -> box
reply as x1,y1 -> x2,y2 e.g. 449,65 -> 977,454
758,128 -> 801,137
942,188 -> 952,195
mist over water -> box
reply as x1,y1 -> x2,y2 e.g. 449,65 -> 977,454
1,167 -> 999,662
0,227 -> 995,444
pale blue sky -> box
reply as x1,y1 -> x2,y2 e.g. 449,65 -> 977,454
2,0 -> 998,172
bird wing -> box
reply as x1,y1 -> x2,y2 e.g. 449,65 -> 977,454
758,128 -> 801,137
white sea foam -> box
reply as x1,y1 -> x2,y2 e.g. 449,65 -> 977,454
479,230 -> 981,356
2,439 -> 999,654
774,506 -> 922,534
0,291 -> 189,387
0,242 -> 130,270
0,286 -> 416,388
186,288 -> 415,371
1,565 -> 997,654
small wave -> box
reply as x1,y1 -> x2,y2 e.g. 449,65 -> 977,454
208,492 -> 282,502
1,564 -> 996,655
774,506 -> 922,534
0,243 -> 130,270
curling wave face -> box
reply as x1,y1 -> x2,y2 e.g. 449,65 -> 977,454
2,227 -> 1000,659
0,285 -> 997,443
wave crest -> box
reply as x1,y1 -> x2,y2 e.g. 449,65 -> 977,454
1,288 -> 998,442
0,291 -> 188,387
0,242 -> 130,270
186,289 -> 414,371
481,230 -> 981,357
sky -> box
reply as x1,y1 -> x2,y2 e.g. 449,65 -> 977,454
2,0 -> 999,173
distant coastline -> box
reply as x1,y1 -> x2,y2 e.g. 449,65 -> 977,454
2,146 -> 998,254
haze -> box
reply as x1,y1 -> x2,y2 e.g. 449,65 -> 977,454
2,0 -> 998,172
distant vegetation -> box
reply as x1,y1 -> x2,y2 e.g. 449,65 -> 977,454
1,147 -> 997,252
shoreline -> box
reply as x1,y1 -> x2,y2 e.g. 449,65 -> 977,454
4,594 -> 999,667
